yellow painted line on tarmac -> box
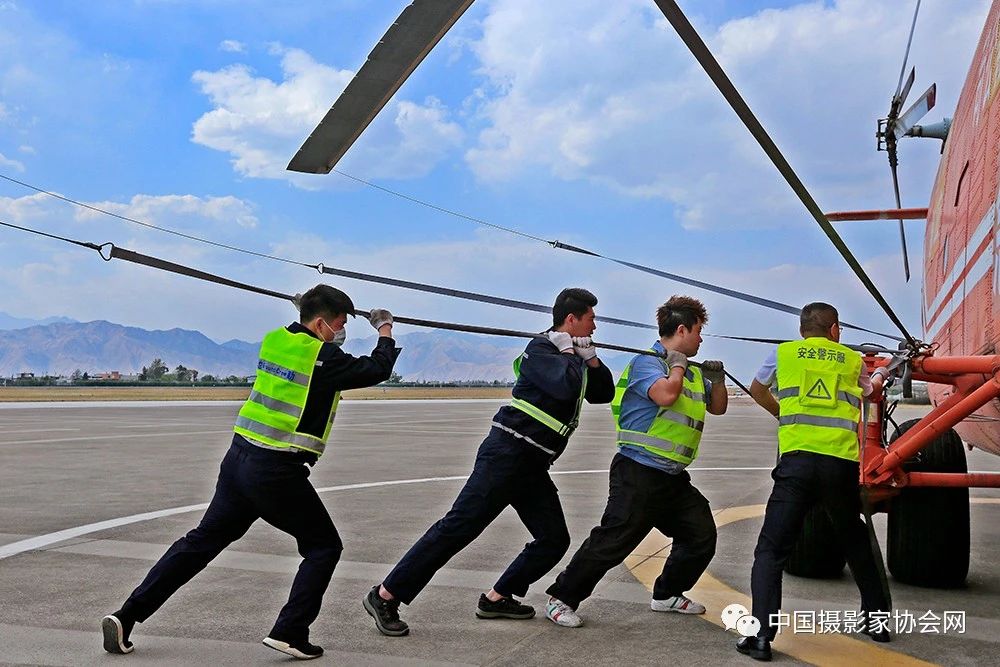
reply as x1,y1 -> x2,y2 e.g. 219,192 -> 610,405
624,504 -> 937,666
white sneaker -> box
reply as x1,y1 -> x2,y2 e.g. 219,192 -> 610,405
545,597 -> 584,628
650,595 -> 706,614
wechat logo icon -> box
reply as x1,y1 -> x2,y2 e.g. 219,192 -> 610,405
722,603 -> 760,638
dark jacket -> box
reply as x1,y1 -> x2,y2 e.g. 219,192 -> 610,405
491,335 -> 615,460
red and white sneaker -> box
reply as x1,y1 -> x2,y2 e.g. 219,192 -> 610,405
650,595 -> 706,614
545,597 -> 583,628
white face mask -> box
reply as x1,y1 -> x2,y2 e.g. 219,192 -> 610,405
331,327 -> 346,346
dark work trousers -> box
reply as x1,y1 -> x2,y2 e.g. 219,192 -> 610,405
121,436 -> 343,641
546,453 -> 717,609
382,428 -> 571,604
751,451 -> 889,640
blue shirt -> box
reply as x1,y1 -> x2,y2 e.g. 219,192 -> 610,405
617,340 -> 712,474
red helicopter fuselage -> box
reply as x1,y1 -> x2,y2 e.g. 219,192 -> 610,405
921,0 -> 1000,455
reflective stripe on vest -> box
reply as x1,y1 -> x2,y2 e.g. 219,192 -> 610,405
611,351 -> 706,467
233,327 -> 340,457
775,338 -> 863,461
508,350 -> 588,438
776,386 -> 860,409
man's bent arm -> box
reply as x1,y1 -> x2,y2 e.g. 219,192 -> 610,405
646,367 -> 686,407
707,379 -> 728,415
750,379 -> 779,417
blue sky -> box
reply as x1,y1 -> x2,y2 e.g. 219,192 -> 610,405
0,0 -> 990,379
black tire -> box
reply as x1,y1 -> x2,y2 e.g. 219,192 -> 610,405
887,418 -> 970,588
784,505 -> 846,578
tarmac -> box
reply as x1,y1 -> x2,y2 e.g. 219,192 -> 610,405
1,399 -> 999,666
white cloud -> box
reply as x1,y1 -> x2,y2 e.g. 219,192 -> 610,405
464,0 -> 988,229
17,144 -> 34,154
0,192 -> 60,221
76,193 -> 259,229
0,150 -> 24,172
191,47 -> 464,185
219,39 -> 246,54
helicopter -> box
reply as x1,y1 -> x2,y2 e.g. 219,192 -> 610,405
286,0 -> 1000,590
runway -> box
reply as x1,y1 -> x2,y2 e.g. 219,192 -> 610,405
1,399 -> 998,665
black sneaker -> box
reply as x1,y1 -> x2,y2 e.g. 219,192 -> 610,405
735,636 -> 772,661
363,585 -> 409,636
101,611 -> 135,654
475,594 -> 536,620
262,636 -> 324,660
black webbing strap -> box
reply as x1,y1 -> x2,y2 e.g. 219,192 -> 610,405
551,244 -> 901,342
314,262 -> 655,331
97,242 -> 662,359
108,246 -> 296,302
105,242 -> 753,389
651,0 -> 916,347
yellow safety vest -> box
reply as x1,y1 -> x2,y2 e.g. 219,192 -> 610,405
775,337 -> 862,462
612,353 -> 706,467
234,327 -> 340,456
508,352 -> 588,438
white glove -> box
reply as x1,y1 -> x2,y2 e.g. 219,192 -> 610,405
368,308 -> 393,331
701,360 -> 725,383
871,367 -> 891,383
546,330 -> 574,353
572,336 -> 598,361
665,349 -> 688,372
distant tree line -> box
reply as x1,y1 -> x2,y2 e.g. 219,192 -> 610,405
4,361 -> 516,388
378,371 -> 514,388
133,358 -> 251,385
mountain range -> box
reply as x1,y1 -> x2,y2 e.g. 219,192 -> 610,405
0,313 -> 629,381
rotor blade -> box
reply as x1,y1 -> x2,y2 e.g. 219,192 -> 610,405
287,0 -> 474,174
897,66 -> 915,112
894,83 -> 936,139
890,162 -> 911,281
894,0 -> 922,101
652,0 -> 917,346
826,207 -> 927,222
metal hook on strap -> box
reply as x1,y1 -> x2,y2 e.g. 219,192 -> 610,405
98,242 -> 115,262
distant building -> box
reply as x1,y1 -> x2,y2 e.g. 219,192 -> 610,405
95,371 -> 121,381
17,372 -> 34,379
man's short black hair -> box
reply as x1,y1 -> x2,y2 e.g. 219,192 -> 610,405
298,284 -> 356,323
552,287 -> 598,328
656,295 -> 707,338
800,302 -> 839,338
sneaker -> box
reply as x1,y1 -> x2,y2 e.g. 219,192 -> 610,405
650,595 -> 706,614
262,636 -> 323,660
476,593 -> 535,619
101,611 -> 134,654
545,597 -> 583,628
363,585 -> 409,636
736,636 -> 772,661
